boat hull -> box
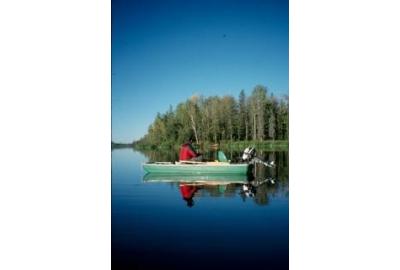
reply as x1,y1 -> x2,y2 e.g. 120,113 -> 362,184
142,162 -> 249,175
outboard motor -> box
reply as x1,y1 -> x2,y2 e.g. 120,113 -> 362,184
241,146 -> 275,168
241,147 -> 256,162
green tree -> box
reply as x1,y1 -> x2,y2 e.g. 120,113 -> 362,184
238,90 -> 247,140
249,85 -> 267,140
186,95 -> 201,144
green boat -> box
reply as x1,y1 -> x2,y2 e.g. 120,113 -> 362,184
142,161 -> 249,175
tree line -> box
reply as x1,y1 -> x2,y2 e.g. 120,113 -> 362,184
135,85 -> 288,148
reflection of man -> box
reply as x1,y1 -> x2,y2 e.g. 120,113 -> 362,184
179,184 -> 199,207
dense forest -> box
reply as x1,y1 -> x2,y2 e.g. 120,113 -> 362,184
134,85 -> 288,149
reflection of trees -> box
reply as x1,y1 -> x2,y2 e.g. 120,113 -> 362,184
195,184 -> 233,197
205,187 -> 223,197
254,183 -> 270,205
174,179 -> 287,207
251,180 -> 287,206
224,185 -> 237,197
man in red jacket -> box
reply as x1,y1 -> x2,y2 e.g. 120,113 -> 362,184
179,137 -> 202,161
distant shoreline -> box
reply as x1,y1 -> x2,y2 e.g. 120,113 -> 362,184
112,142 -> 134,149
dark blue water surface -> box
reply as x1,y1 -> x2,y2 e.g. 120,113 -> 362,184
112,149 -> 288,270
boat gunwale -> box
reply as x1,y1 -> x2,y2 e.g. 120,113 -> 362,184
143,162 -> 248,167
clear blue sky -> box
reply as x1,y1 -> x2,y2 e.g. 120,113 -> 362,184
112,0 -> 288,143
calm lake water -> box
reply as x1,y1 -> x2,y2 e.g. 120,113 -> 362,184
112,148 -> 289,270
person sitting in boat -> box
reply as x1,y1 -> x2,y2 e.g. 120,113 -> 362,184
179,137 -> 202,161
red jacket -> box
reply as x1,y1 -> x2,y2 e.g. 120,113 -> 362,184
179,143 -> 198,160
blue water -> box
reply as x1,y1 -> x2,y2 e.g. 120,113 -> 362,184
112,149 -> 288,270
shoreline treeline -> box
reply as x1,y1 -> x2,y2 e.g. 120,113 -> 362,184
134,85 -> 288,149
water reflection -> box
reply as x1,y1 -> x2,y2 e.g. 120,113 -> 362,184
112,148 -> 289,270
143,171 -> 286,207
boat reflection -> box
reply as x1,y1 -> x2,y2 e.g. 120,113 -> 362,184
143,173 -> 249,184
143,173 -> 280,207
